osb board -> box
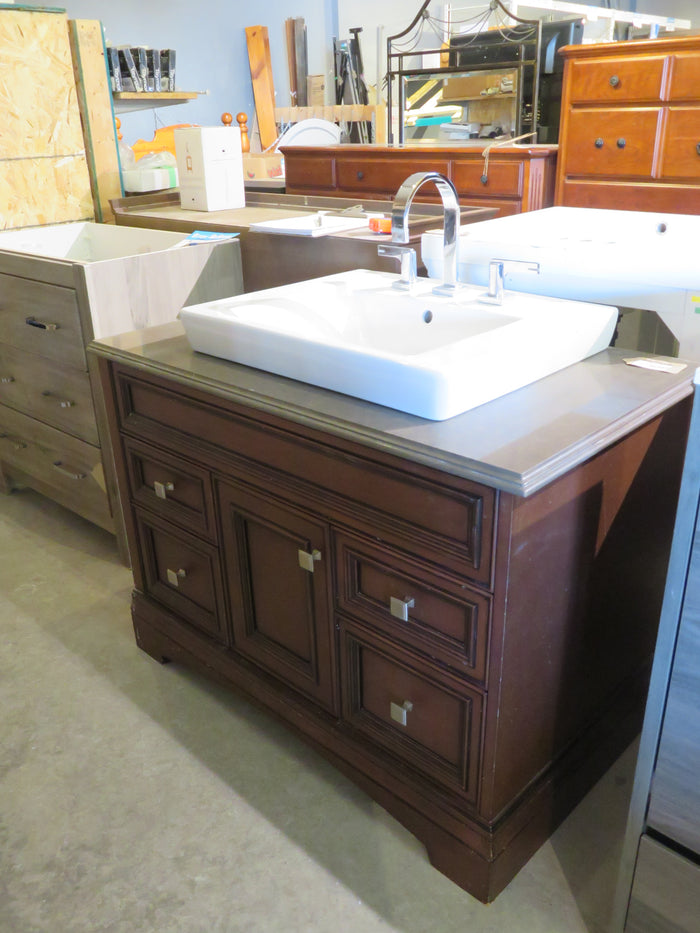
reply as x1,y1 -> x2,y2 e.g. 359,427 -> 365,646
69,19 -> 122,223
0,7 -> 94,228
0,156 -> 94,230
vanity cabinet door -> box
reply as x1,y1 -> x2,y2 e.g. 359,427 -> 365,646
217,478 -> 338,714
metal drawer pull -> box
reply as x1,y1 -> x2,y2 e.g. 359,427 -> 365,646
166,567 -> 187,587
42,390 -> 74,408
390,596 -> 415,621
617,138 -> 626,149
25,317 -> 59,331
696,142 -> 700,156
298,548 -> 322,572
52,461 -> 86,480
0,376 -> 15,384
390,700 -> 413,727
594,137 -> 604,148
154,480 -> 175,499
0,432 -> 27,450
609,74 -> 620,88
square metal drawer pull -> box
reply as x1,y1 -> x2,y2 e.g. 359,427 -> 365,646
166,567 -> 187,587
390,596 -> 415,621
154,480 -> 175,499
298,548 -> 321,572
390,700 -> 413,726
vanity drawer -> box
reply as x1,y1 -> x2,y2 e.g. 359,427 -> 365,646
0,343 -> 97,444
567,55 -> 667,103
124,438 -> 217,542
114,370 -> 495,585
0,273 -> 85,369
0,404 -> 110,531
133,508 -> 228,642
335,157 -> 450,194
283,154 -> 336,191
340,620 -> 483,799
563,108 -> 660,177
451,160 -> 523,198
668,53 -> 700,101
335,531 -> 489,684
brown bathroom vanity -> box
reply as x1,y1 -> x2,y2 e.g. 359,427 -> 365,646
92,323 -> 693,902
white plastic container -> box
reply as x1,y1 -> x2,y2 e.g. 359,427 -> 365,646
174,126 -> 245,211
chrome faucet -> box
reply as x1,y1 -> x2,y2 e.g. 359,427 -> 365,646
378,171 -> 461,296
484,258 -> 541,304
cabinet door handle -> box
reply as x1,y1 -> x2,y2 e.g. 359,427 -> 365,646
154,480 -> 175,499
390,700 -> 413,726
356,170 -> 364,180
617,138 -> 626,149
0,375 -> 14,384
594,138 -> 604,149
52,461 -> 87,480
166,567 -> 187,587
298,548 -> 322,572
609,74 -> 620,88
42,390 -> 74,408
389,596 -> 415,621
696,142 -> 700,156
25,316 -> 59,331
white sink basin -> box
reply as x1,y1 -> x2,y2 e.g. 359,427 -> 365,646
179,269 -> 617,420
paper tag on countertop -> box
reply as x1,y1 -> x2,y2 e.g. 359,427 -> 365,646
175,230 -> 241,247
623,357 -> 687,374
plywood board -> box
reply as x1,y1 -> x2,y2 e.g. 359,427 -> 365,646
245,25 -> 278,150
0,8 -> 94,229
0,157 -> 94,231
69,19 -> 122,223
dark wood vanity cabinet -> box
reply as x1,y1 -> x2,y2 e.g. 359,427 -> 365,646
96,352 -> 690,903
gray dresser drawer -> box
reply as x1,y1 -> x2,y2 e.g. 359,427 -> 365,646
0,405 -> 111,532
0,343 -> 98,444
0,272 -> 86,369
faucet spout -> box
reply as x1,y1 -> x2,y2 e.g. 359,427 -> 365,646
390,171 -> 461,297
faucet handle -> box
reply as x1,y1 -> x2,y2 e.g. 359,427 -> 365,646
378,243 -> 417,289
483,258 -> 540,304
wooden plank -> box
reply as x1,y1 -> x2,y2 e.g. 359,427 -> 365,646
69,19 -> 122,223
245,25 -> 278,150
0,156 -> 94,231
285,18 -> 297,106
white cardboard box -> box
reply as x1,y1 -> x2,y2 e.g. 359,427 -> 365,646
174,126 -> 245,211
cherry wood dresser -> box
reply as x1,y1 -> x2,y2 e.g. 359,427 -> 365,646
555,35 -> 700,213
283,144 -> 558,216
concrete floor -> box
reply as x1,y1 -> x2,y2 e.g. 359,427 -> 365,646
0,488 -> 636,933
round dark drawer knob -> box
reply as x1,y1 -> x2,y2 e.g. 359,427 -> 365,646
594,138 -> 604,148
696,142 -> 700,155
617,138 -> 626,149
356,170 -> 364,180
609,75 -> 620,88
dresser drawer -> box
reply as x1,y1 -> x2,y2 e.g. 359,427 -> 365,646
668,53 -> 700,101
0,343 -> 97,444
451,160 -> 523,198
0,273 -> 85,369
567,55 -> 667,103
563,108 -> 660,177
0,404 -> 110,531
133,508 -> 228,642
659,108 -> 700,179
335,157 -> 450,194
283,154 -> 336,191
335,531 -> 489,683
124,438 -> 217,542
114,370 -> 495,585
340,621 -> 482,799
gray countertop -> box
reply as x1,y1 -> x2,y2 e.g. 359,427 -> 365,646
91,321 -> 696,497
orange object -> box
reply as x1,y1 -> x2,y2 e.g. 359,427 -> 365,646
369,216 -> 392,234
132,124 -> 193,161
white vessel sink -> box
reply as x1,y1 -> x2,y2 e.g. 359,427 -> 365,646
0,221 -> 187,262
180,269 -> 617,420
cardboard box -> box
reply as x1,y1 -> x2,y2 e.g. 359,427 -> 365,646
242,153 -> 285,180
307,74 -> 326,106
174,126 -> 245,212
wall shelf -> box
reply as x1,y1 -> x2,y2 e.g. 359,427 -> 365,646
112,91 -> 200,113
